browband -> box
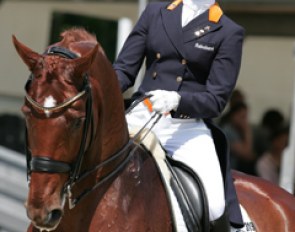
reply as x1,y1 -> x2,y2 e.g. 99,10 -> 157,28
46,46 -> 79,59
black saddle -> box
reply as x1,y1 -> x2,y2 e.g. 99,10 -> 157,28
166,155 -> 210,232
166,156 -> 231,232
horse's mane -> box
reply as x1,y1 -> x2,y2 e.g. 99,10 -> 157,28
42,28 -> 103,75
59,28 -> 97,45
56,27 -> 105,58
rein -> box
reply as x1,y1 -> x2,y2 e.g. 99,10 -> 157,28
67,99 -> 162,208
24,46 -> 161,210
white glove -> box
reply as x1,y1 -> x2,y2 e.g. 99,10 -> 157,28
147,90 -> 181,114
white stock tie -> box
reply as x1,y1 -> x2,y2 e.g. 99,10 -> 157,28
182,0 -> 215,27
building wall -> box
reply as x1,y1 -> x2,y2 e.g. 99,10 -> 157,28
0,1 -> 294,124
237,36 -> 295,123
0,1 -> 137,115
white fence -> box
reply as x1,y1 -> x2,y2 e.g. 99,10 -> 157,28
0,146 -> 29,232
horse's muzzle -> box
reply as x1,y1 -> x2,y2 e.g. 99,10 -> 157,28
27,205 -> 63,231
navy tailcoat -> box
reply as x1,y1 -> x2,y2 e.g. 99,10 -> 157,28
114,1 -> 245,227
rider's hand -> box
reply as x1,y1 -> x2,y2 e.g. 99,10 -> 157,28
147,90 -> 181,114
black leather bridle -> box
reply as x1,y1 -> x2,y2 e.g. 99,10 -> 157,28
24,46 -> 134,209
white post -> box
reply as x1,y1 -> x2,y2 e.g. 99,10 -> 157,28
116,17 -> 133,58
116,0 -> 148,99
138,0 -> 148,16
279,43 -> 295,194
129,0 -> 148,95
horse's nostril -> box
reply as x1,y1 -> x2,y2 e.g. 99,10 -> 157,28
48,209 -> 63,224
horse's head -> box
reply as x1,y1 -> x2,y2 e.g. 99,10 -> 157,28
13,35 -> 99,230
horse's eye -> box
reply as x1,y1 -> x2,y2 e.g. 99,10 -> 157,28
72,118 -> 83,129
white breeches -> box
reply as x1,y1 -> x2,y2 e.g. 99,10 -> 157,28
126,103 -> 225,221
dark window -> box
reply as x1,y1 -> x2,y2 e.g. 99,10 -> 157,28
49,12 -> 118,62
223,3 -> 295,37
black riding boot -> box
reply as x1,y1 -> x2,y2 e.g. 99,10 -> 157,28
210,211 -> 230,232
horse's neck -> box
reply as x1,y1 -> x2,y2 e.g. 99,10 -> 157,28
93,56 -> 128,157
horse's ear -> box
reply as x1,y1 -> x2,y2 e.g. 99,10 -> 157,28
73,44 -> 99,76
12,35 -> 41,71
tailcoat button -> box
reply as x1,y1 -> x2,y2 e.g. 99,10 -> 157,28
181,59 -> 187,65
156,53 -> 161,59
153,72 -> 157,79
176,76 -> 183,82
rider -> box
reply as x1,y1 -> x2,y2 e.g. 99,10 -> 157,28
114,0 -> 245,231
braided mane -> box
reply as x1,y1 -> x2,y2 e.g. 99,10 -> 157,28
59,28 -> 97,45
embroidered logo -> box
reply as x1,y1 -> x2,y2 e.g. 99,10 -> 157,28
195,43 -> 214,52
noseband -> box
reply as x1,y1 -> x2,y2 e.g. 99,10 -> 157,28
25,46 -> 133,209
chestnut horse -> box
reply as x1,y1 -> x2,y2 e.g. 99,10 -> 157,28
13,29 -> 295,232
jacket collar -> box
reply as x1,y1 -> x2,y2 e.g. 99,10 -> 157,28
161,2 -> 185,57
182,9 -> 223,43
161,2 -> 223,56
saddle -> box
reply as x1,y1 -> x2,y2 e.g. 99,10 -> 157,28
166,155 -> 209,232
130,128 -> 229,232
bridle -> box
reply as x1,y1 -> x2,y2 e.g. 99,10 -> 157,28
24,46 -> 134,209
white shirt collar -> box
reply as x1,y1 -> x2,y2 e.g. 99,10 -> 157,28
182,0 -> 215,27
183,0 -> 215,12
